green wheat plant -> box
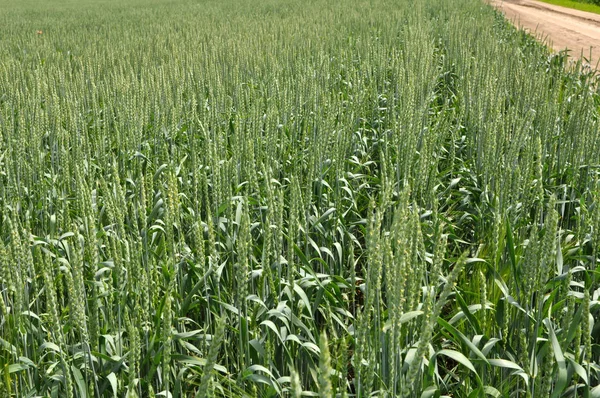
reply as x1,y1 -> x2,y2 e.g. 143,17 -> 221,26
0,0 -> 599,396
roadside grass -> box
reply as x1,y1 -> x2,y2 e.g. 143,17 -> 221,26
537,0 -> 600,14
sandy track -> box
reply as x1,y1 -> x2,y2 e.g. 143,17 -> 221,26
490,0 -> 600,65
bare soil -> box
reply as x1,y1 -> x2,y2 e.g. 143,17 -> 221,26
491,0 -> 600,65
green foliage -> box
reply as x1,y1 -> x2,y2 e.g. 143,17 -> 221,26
0,0 -> 599,396
537,0 -> 600,15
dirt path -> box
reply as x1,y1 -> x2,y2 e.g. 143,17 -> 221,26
490,0 -> 600,65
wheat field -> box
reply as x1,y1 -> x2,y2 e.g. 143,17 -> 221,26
0,0 -> 599,396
